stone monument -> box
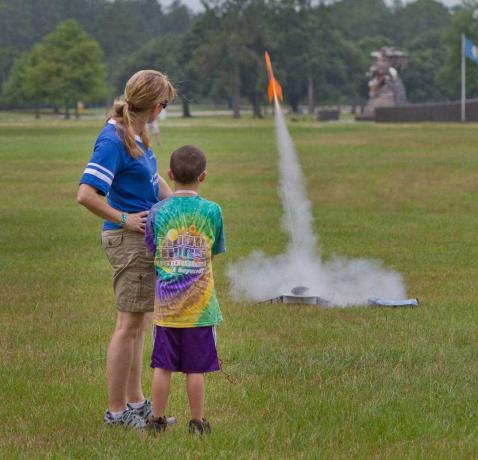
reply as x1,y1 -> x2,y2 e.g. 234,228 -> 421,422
362,47 -> 408,119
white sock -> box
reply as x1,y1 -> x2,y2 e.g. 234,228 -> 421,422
109,409 -> 126,419
128,399 -> 146,409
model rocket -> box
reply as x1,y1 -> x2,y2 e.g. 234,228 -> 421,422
264,51 -> 283,103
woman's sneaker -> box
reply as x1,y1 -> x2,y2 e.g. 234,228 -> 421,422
127,399 -> 152,419
188,418 -> 211,435
103,408 -> 147,429
127,400 -> 176,425
146,416 -> 168,434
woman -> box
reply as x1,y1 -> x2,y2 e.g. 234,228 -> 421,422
77,70 -> 176,428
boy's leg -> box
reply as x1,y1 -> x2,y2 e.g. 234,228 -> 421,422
182,326 -> 220,423
152,368 -> 172,417
106,311 -> 145,412
126,312 -> 151,404
186,373 -> 205,420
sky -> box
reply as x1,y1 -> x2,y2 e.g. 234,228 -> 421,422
168,0 -> 462,13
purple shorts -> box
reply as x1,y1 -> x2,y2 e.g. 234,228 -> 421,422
151,326 -> 220,373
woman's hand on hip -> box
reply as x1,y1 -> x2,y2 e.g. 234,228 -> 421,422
124,211 -> 149,234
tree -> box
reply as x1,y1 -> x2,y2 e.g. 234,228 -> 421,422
306,6 -> 366,111
401,30 -> 448,102
92,0 -> 164,69
162,0 -> 193,34
270,1 -> 308,112
3,19 -> 107,117
176,24 -> 212,118
0,0 -> 190,103
270,2 -> 366,112
438,7 -> 478,100
0,47 -> 18,98
111,3 -> 217,117
114,36 -> 181,94
0,0 -> 461,113
330,0 -> 393,42
2,48 -> 49,117
390,0 -> 450,47
113,34 -> 190,114
196,0 -> 247,118
194,0 -> 273,118
40,19 -> 106,118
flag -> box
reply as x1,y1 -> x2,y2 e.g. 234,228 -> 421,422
464,37 -> 478,65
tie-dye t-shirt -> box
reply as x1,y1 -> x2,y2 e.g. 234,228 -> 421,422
145,195 -> 225,328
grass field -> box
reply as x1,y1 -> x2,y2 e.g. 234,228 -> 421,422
1,112 -> 478,459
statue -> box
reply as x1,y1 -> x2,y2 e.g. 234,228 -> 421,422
363,47 -> 408,118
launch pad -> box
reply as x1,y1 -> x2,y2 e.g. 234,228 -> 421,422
263,285 -> 332,306
262,286 -> 419,308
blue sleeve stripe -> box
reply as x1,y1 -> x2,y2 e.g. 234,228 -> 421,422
83,168 -> 113,186
87,162 -> 114,179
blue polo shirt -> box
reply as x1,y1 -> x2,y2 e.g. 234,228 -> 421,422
80,120 -> 160,230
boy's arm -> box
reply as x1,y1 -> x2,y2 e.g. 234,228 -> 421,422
211,206 -> 226,256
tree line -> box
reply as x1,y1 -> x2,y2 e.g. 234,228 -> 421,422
1,0 -> 478,117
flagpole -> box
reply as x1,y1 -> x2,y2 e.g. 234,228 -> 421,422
462,33 -> 466,122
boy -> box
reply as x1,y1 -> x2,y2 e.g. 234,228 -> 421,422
144,145 -> 225,435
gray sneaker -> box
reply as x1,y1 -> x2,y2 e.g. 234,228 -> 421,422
104,408 -> 147,429
127,400 -> 176,425
127,399 -> 152,419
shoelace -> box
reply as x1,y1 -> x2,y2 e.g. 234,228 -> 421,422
128,400 -> 150,416
122,409 -> 144,427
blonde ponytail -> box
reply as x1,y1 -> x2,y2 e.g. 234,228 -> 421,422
109,70 -> 176,158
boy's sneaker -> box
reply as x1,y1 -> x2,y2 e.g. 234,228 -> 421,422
127,399 -> 152,419
103,408 -> 147,429
188,418 -> 211,435
146,416 -> 168,434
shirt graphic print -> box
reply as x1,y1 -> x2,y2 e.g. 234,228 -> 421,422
145,196 -> 225,328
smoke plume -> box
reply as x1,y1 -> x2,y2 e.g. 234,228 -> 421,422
227,100 -> 406,306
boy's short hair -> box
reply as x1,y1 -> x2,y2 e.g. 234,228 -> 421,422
170,145 -> 207,184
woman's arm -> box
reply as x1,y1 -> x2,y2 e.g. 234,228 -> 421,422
158,175 -> 173,200
77,184 -> 148,233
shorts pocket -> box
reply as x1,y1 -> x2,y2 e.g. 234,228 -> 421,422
114,270 -> 153,307
102,233 -> 123,249
102,233 -> 125,269
138,271 -> 155,300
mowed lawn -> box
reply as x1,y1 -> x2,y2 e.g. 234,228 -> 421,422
1,113 -> 477,459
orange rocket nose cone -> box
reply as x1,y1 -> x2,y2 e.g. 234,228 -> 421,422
265,51 -> 272,73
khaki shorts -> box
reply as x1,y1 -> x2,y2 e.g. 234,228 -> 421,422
101,229 -> 155,313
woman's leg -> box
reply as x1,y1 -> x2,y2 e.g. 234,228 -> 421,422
106,311 -> 145,412
126,312 -> 151,403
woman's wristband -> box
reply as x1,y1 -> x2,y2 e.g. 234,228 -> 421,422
119,212 -> 127,226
